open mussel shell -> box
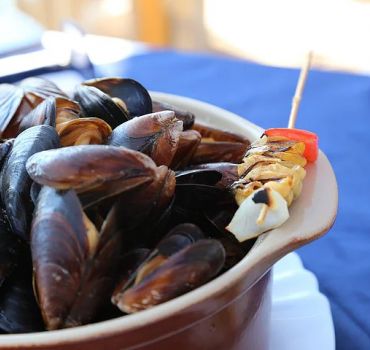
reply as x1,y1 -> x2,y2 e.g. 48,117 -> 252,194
113,239 -> 226,313
83,77 -> 152,118
152,99 -> 195,130
74,85 -> 129,128
1,125 -> 60,240
18,96 -> 56,134
134,224 -> 205,285
112,224 -> 204,302
0,257 -> 44,333
108,111 -> 183,166
32,187 -> 122,330
57,117 -> 112,146
26,145 -> 159,208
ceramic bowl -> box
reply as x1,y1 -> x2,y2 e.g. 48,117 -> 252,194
0,92 -> 338,350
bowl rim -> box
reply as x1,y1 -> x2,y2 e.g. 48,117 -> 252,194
0,92 -> 311,346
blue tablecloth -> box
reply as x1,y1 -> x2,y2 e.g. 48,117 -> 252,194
96,50 -> 369,350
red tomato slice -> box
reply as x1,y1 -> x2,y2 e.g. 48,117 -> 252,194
265,128 -> 318,162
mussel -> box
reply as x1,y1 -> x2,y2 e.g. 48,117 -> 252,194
112,225 -> 203,299
13,96 -> 82,139
108,111 -> 183,166
113,249 -> 151,294
26,145 -> 161,208
152,99 -> 195,130
113,239 -> 225,313
83,77 -> 152,118
18,77 -> 68,102
31,186 -> 122,330
57,118 -> 112,146
1,125 -> 60,239
74,85 -> 129,128
130,223 -> 205,286
0,84 -> 29,138
0,78 -> 66,138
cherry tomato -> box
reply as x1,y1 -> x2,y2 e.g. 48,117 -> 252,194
265,128 -> 318,162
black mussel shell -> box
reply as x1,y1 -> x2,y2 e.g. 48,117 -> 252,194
32,187 -> 122,330
113,239 -> 226,313
74,85 -> 129,128
1,125 -> 60,240
108,111 -> 182,167
83,78 -> 152,118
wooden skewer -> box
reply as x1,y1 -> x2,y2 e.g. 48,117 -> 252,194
256,52 -> 313,225
288,51 -> 313,129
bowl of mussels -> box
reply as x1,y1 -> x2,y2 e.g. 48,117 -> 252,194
0,77 -> 337,350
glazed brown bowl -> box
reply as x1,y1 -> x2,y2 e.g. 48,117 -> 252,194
0,93 -> 338,350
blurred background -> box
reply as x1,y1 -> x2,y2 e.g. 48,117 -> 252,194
2,0 -> 370,76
